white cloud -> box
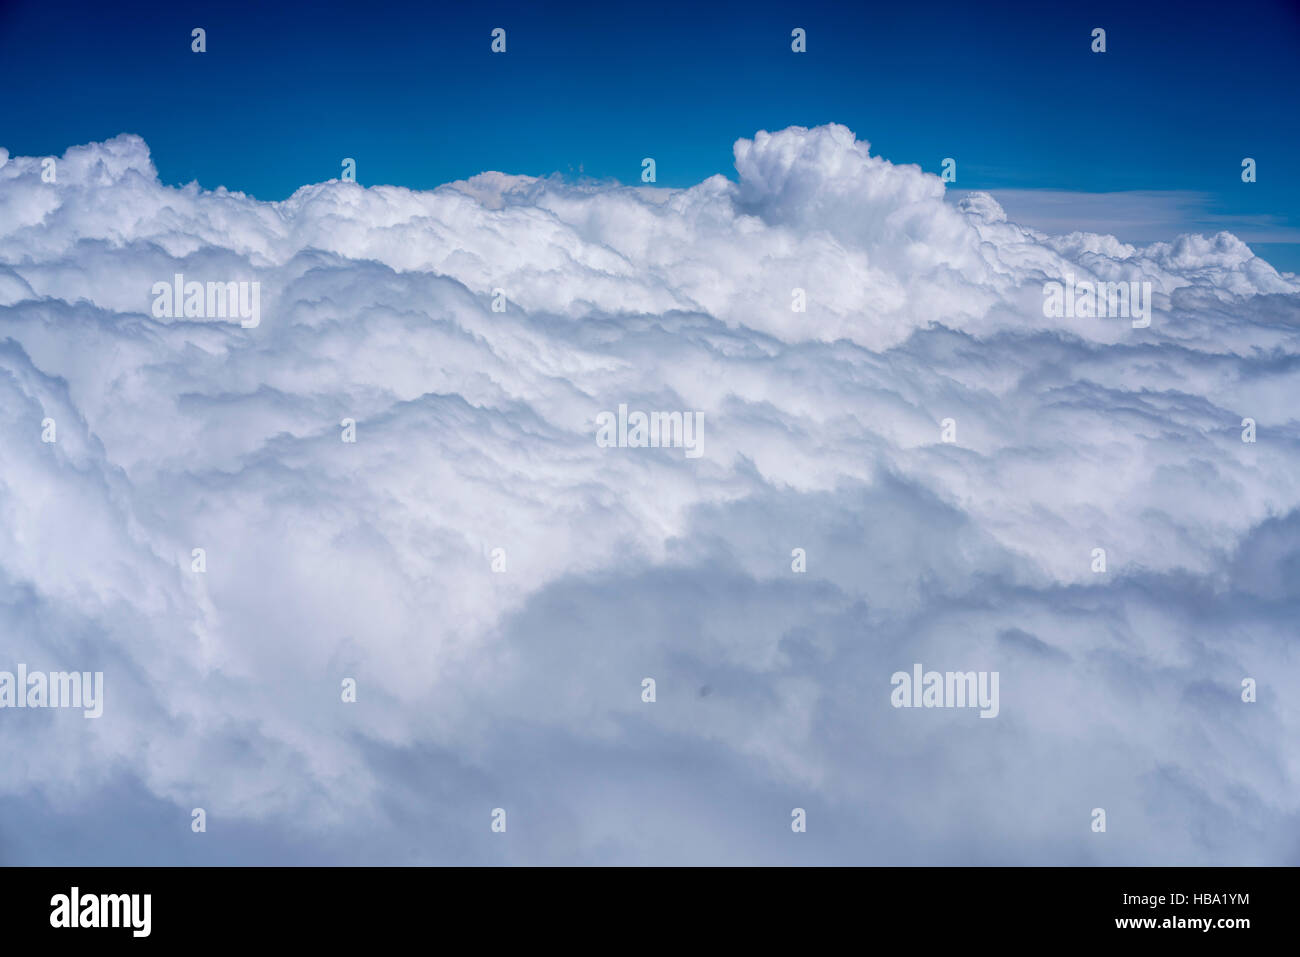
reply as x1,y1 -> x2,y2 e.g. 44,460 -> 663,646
0,124 -> 1297,863
953,187 -> 1300,246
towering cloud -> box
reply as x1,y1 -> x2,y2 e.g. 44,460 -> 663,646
0,125 -> 1296,864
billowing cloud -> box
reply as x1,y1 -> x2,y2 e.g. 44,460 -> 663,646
0,125 -> 1297,864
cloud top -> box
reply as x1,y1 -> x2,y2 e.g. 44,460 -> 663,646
0,125 -> 1297,864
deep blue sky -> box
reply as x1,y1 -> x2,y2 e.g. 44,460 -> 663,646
2,0 -> 1298,265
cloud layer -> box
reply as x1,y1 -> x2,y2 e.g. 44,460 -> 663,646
1,125 -> 1298,864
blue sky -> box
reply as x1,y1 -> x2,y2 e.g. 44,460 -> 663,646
2,0 -> 1297,265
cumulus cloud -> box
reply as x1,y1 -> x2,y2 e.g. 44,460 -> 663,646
0,124 -> 1297,864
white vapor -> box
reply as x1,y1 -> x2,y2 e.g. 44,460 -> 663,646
0,125 -> 1297,864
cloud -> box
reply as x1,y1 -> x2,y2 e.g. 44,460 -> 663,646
0,124 -> 1297,864
952,188 -> 1300,246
